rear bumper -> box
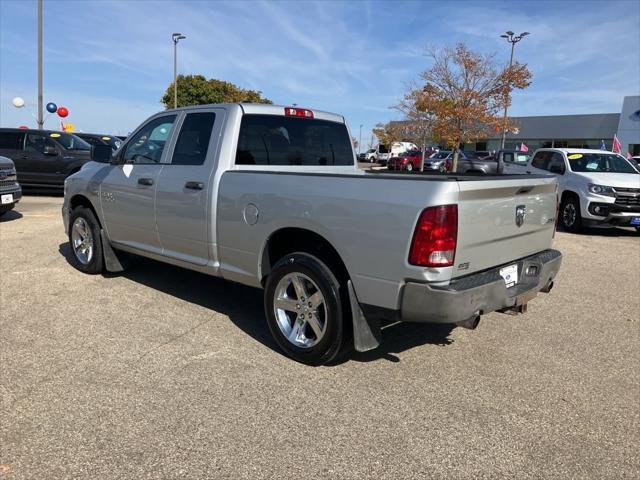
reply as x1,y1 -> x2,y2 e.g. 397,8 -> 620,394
400,249 -> 562,324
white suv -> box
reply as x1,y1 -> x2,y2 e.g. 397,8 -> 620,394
509,148 -> 640,231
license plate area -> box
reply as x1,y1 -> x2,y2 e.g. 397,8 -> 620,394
630,217 -> 640,226
1,194 -> 14,205
499,264 -> 518,288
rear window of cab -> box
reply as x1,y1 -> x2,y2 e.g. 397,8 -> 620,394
236,114 -> 353,166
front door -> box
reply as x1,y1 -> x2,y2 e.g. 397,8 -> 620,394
100,114 -> 177,254
155,109 -> 224,265
23,132 -> 61,186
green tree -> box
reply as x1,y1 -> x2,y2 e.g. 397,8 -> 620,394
161,74 -> 273,109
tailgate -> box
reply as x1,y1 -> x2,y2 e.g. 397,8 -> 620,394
453,175 -> 557,278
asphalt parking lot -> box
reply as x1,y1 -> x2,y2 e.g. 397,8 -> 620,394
1,196 -> 638,479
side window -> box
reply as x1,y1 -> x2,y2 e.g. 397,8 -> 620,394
548,152 -> 566,174
531,151 -> 550,170
82,137 -> 101,147
171,112 -> 216,165
122,115 -> 176,164
503,152 -> 515,163
0,132 -> 24,150
25,133 -> 47,153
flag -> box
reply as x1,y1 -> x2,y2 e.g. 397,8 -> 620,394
628,152 -> 633,160
519,143 -> 529,152
612,134 -> 622,154
600,140 -> 606,150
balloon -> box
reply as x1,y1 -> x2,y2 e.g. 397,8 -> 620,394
57,106 -> 69,118
46,102 -> 57,113
19,125 -> 28,129
12,97 -> 25,108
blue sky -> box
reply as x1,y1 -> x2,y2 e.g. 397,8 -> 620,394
1,0 -> 639,140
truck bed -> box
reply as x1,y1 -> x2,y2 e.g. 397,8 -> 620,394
216,169 -> 558,311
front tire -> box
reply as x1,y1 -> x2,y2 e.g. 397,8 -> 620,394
264,252 -> 350,366
68,206 -> 104,274
560,196 -> 582,232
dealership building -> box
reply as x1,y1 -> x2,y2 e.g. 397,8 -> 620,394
393,96 -> 640,155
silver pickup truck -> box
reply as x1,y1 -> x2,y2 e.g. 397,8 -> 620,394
63,104 -> 562,365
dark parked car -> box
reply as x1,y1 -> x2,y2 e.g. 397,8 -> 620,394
0,155 -> 22,216
0,128 -> 92,189
75,133 -> 123,151
455,154 -> 503,175
629,156 -> 640,172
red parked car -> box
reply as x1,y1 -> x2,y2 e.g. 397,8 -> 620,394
387,150 -> 424,172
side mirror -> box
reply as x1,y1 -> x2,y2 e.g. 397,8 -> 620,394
44,145 -> 59,156
91,144 -> 113,163
549,165 -> 565,175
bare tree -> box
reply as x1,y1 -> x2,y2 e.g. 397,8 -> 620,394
412,43 -> 531,172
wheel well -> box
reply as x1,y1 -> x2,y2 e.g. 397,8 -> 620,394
561,190 -> 579,204
69,194 -> 102,228
261,228 -> 349,286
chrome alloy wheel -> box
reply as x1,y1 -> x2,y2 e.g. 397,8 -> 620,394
273,272 -> 327,348
563,203 -> 577,227
71,217 -> 94,265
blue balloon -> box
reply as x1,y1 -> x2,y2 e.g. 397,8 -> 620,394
46,102 -> 57,113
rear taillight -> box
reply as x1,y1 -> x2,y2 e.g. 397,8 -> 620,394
284,107 -> 314,118
409,205 -> 458,267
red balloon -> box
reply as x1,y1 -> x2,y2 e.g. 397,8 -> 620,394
57,106 -> 69,118
19,125 -> 28,129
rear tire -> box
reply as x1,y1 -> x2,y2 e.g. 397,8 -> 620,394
264,252 -> 350,365
68,206 -> 105,274
406,163 -> 413,172
560,196 -> 582,232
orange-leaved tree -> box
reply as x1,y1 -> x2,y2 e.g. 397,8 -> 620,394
413,43 -> 531,172
395,84 -> 434,171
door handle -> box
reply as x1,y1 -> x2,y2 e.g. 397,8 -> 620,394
138,177 -> 154,186
185,181 -> 204,190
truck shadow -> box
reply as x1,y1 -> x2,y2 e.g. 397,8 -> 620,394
58,243 -> 455,364
0,210 -> 23,222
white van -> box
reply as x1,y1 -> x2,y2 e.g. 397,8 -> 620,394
376,142 -> 418,165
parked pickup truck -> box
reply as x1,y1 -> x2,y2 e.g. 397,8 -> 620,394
63,104 -> 562,365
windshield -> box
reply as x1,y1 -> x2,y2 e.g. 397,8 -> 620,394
568,153 -> 637,174
51,133 -> 91,151
101,136 -> 122,149
432,152 -> 450,159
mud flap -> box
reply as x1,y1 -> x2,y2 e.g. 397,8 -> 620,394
348,280 -> 381,352
100,229 -> 125,273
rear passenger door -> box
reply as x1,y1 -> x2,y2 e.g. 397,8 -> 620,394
155,109 -> 225,266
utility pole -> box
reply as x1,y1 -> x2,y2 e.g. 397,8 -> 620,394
172,33 -> 186,109
359,124 -> 363,155
499,31 -> 529,149
37,0 -> 43,129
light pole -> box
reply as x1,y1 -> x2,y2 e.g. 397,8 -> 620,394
37,0 -> 43,129
172,33 -> 186,109
359,124 -> 363,155
499,31 -> 529,149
